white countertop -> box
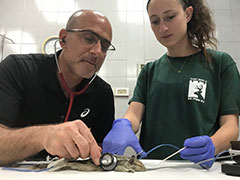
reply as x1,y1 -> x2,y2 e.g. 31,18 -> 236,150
0,160 -> 238,180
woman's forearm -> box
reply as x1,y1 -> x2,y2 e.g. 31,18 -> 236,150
211,114 -> 239,154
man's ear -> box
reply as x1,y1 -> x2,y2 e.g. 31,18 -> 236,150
185,6 -> 193,23
59,29 -> 67,47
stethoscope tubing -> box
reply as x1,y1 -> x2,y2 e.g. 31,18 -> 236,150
54,39 -> 97,122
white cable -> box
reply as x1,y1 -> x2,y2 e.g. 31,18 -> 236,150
54,39 -> 61,73
162,147 -> 187,162
196,153 -> 239,165
229,149 -> 240,156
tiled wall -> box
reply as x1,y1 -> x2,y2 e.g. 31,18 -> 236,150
0,0 -> 240,126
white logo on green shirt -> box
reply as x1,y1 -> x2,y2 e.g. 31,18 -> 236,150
188,78 -> 207,103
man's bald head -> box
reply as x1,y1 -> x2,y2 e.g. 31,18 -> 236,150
64,9 -> 112,42
66,10 -> 110,30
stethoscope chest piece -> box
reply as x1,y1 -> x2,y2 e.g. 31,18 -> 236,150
100,153 -> 118,171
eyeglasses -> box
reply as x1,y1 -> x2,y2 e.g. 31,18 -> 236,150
66,29 -> 116,53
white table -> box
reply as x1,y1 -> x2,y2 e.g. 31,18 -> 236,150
0,160 -> 238,180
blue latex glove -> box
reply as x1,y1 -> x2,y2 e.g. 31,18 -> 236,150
180,136 -> 215,169
102,118 -> 147,158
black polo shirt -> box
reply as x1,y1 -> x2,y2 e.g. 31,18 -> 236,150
0,53 -> 115,159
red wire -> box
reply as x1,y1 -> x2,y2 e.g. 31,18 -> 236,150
59,73 -> 90,122
64,93 -> 74,122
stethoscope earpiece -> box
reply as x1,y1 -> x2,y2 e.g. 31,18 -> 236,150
100,153 -> 118,171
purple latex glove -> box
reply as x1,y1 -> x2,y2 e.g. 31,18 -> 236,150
102,118 -> 147,158
180,136 -> 215,169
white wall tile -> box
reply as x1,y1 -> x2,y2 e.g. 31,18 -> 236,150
112,28 -> 126,44
108,42 -> 126,60
236,43 -> 240,59
98,60 -> 109,78
235,58 -> 240,70
25,0 -> 42,13
20,44 -> 39,54
127,11 -> 144,25
205,0 -> 213,10
127,42 -> 144,60
58,12 -> 73,27
127,0 -> 144,11
108,60 -> 126,77
218,42 -> 237,59
38,27 -> 60,45
126,12 -> 144,60
4,11 -> 25,27
216,27 -> 234,42
5,26 -> 22,44
144,27 -> 166,60
233,26 -> 240,41
214,10 -> 232,27
2,44 -> 21,58
126,25 -> 144,60
109,0 -> 127,11
75,0 -> 109,12
42,0 -> 59,12
0,27 -> 5,34
41,12 -> 58,26
114,97 -> 129,118
0,0 -> 27,13
0,10 -> 7,27
58,0 -> 75,11
232,11 -> 240,26
107,77 -> 127,87
144,7 -> 151,27
127,60 -> 144,77
213,0 -> 230,10
230,0 -> 240,10
22,27 -> 41,44
108,12 -> 127,44
23,11 -> 45,28
127,77 -> 138,97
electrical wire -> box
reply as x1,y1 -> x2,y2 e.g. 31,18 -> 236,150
138,143 -> 239,170
138,144 -> 181,160
196,150 -> 238,165
1,166 -> 52,172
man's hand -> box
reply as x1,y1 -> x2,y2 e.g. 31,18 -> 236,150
102,118 -> 147,157
180,135 -> 215,169
41,120 -> 101,165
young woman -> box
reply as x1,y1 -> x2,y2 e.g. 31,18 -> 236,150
103,0 -> 240,169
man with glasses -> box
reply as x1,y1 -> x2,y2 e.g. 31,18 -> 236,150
0,10 -> 115,166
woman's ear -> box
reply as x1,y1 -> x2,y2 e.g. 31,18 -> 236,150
185,6 -> 193,23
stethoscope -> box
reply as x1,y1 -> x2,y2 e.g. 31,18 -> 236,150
54,39 -> 97,122
99,153 -> 118,171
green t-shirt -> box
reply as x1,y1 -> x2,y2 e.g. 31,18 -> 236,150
130,49 -> 240,159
